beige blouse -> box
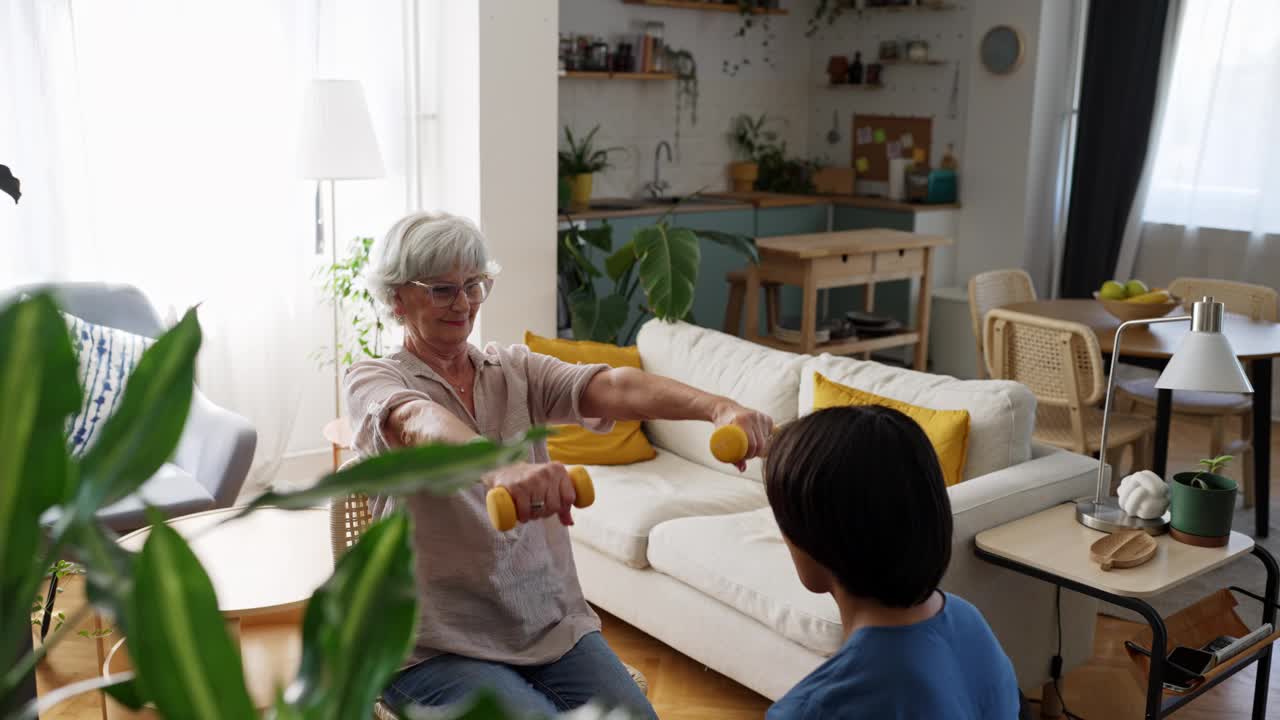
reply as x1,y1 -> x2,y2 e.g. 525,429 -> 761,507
343,343 -> 612,666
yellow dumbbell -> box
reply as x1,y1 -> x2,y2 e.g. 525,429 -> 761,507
709,423 -> 781,464
486,465 -> 595,532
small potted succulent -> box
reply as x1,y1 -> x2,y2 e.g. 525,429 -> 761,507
1170,455 -> 1238,547
727,113 -> 775,192
558,125 -> 622,212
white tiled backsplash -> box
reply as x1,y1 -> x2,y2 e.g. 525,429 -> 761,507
559,0 -> 971,200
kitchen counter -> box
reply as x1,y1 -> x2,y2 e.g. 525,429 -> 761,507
558,197 -> 749,221
829,195 -> 961,212
702,192 -> 829,209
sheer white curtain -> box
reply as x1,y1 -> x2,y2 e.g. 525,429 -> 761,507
1,0 -> 410,493
1140,0 -> 1280,237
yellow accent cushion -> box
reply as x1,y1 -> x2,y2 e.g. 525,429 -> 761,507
523,332 -> 657,465
811,372 -> 970,487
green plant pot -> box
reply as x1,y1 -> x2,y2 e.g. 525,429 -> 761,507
1170,471 -> 1237,541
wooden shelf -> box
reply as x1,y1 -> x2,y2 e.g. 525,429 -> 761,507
822,83 -> 885,90
859,2 -> 956,12
560,71 -> 677,80
879,58 -> 949,66
752,331 -> 920,355
622,0 -> 789,14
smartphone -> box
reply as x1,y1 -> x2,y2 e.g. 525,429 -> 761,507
1203,635 -> 1236,654
1168,646 -> 1214,675
1123,641 -> 1206,692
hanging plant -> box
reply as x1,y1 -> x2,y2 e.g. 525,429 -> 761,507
724,1 -> 778,76
666,47 -> 698,153
806,0 -> 848,37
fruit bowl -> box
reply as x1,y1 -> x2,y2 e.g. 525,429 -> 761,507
1093,292 -> 1181,322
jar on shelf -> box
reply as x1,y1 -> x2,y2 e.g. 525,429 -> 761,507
589,35 -> 609,72
646,22 -> 666,72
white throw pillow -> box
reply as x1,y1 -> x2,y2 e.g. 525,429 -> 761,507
63,312 -> 154,456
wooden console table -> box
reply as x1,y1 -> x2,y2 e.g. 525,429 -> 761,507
742,228 -> 951,369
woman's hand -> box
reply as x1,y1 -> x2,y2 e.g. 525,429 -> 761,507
486,462 -> 577,526
713,402 -> 775,472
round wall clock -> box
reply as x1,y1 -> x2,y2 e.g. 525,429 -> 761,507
980,25 -> 1024,75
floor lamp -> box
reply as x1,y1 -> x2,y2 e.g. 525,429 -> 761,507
297,79 -> 385,420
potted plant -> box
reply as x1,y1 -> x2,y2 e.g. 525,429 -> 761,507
1170,454 -> 1238,547
558,125 -> 621,212
558,201 -> 758,344
727,113 -> 775,192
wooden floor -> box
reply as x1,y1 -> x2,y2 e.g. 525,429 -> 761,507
32,419 -> 1280,719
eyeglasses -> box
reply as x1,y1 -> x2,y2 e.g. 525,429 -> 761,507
409,277 -> 494,308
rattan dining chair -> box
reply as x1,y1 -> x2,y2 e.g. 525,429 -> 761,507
330,485 -> 649,719
986,308 -> 1154,482
1115,277 -> 1278,508
968,269 -> 1037,378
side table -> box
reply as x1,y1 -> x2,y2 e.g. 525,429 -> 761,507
323,417 -> 354,473
975,504 -> 1278,720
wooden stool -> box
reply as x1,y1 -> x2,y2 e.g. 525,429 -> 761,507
725,269 -> 781,338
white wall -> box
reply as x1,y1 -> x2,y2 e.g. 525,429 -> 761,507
558,0 -> 811,198
951,0 -> 1077,291
425,0 -> 559,347
804,2 -> 973,189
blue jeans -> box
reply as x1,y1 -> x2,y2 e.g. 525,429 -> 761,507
383,632 -> 657,718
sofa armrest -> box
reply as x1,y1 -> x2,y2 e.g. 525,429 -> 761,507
942,444 -> 1100,693
174,389 -> 257,508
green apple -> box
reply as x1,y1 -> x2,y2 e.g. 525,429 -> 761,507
1099,281 -> 1127,300
1124,279 -> 1149,298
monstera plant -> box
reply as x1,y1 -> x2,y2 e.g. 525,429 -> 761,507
558,203 -> 758,344
0,294 -> 624,719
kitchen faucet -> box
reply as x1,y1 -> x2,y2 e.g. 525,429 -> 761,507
644,141 -> 673,199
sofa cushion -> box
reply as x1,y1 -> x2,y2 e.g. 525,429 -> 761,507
524,332 -> 657,465
570,449 -> 768,569
97,463 -> 216,532
636,320 -> 808,482
812,372 -> 971,487
647,507 -> 843,656
800,355 -> 1035,481
63,311 -> 155,456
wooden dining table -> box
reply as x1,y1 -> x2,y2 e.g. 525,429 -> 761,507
1004,299 -> 1280,538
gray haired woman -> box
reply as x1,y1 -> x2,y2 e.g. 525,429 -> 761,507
346,211 -> 773,716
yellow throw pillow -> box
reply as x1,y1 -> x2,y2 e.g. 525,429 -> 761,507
811,372 -> 970,487
523,332 -> 657,466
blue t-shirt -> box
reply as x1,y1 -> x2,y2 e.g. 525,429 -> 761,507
767,593 -> 1020,720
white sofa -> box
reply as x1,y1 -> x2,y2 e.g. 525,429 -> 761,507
568,320 -> 1100,701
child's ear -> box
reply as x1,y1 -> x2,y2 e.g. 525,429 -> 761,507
783,538 -> 832,595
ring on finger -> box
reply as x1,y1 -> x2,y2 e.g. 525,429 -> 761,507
530,499 -> 546,512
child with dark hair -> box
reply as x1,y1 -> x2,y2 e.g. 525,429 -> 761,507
765,405 -> 1019,719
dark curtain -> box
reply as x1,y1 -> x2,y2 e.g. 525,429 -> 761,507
1059,0 -> 1170,297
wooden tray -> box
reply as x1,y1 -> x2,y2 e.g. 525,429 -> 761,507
1091,530 -> 1158,571
1124,589 -> 1280,698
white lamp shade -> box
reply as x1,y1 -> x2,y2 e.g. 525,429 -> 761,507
1154,331 -> 1254,393
297,79 -> 385,180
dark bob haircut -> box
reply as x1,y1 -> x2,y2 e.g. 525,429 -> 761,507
764,404 -> 953,608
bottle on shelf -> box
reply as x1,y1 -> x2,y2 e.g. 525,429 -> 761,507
940,143 -> 958,171
849,51 -> 864,84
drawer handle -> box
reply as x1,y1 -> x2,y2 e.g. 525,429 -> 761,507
898,249 -> 905,257
841,254 -> 848,263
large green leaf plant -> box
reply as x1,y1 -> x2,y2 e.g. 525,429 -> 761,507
557,204 -> 758,344
0,294 -> 627,719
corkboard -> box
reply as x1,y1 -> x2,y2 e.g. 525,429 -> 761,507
851,114 -> 934,181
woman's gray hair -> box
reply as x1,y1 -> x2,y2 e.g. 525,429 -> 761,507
365,211 -> 501,311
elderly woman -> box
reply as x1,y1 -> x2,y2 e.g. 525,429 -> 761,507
345,212 -> 773,717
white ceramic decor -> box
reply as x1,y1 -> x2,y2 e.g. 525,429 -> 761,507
1117,470 -> 1172,519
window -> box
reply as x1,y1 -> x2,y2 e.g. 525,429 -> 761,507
1141,0 -> 1280,236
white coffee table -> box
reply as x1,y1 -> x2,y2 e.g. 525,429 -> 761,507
976,503 -> 1278,720
103,507 -> 332,715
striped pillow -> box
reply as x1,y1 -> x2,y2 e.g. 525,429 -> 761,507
63,312 -> 153,456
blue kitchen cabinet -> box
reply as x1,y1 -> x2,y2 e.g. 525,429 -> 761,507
573,208 -> 755,342
753,204 -> 831,335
